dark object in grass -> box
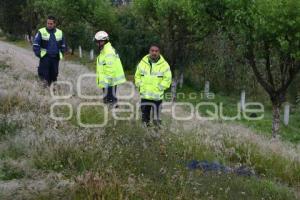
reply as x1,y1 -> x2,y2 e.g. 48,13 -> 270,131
187,160 -> 231,173
234,165 -> 255,177
187,160 -> 255,177
0,61 -> 10,70
249,113 -> 258,118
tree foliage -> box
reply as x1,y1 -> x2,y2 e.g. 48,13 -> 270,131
0,0 -> 27,39
198,0 -> 300,136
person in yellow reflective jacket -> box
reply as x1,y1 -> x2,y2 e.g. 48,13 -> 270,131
95,31 -> 126,106
135,44 -> 172,127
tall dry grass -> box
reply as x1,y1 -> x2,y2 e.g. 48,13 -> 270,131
0,42 -> 299,199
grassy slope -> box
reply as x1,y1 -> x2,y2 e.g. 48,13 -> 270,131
0,40 -> 298,199
176,86 -> 300,143
0,117 -> 297,199
9,39 -> 300,142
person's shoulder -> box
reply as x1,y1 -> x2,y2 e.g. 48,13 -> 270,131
141,54 -> 149,62
104,42 -> 114,52
158,55 -> 169,65
34,28 -> 45,39
106,44 -> 122,58
38,27 -> 46,32
160,55 -> 170,66
55,28 -> 63,35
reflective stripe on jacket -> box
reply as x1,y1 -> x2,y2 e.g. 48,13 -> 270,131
135,55 -> 172,100
33,27 -> 65,59
96,42 -> 126,88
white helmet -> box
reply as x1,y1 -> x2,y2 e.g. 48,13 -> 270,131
94,31 -> 109,41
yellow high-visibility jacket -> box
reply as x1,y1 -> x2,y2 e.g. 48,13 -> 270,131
38,27 -> 64,59
135,55 -> 172,100
96,42 -> 126,88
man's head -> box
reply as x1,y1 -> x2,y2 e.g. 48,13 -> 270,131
94,31 -> 109,49
96,40 -> 107,49
149,44 -> 160,61
46,16 -> 56,30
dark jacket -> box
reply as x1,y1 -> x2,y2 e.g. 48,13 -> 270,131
33,28 -> 66,58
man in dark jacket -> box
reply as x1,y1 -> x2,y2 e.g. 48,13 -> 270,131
33,16 -> 66,86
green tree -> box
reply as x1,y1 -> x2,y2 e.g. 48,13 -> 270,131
0,0 -> 27,39
132,0 -> 210,100
202,0 -> 300,136
20,0 -> 39,42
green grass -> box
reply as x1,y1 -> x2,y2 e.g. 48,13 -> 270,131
63,50 -> 96,71
0,39 -> 298,199
0,118 -> 20,141
70,171 -> 295,200
27,121 -> 297,199
0,37 -> 31,49
176,86 -> 300,143
0,160 -> 26,180
32,138 -> 100,174
0,61 -> 10,70
0,93 -> 34,114
78,105 -> 106,125
222,135 -> 300,186
10,40 -> 31,49
0,139 -> 26,160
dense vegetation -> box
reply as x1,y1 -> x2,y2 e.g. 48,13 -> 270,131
0,5 -> 300,197
0,53 -> 299,199
0,0 -> 300,141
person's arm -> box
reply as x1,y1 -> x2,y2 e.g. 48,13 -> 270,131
96,56 -> 102,85
60,34 -> 66,54
158,64 -> 172,91
104,53 -> 116,67
32,32 -> 41,58
134,63 -> 142,89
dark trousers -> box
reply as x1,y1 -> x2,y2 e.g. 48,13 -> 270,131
103,86 -> 117,104
141,99 -> 162,125
38,54 -> 59,86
